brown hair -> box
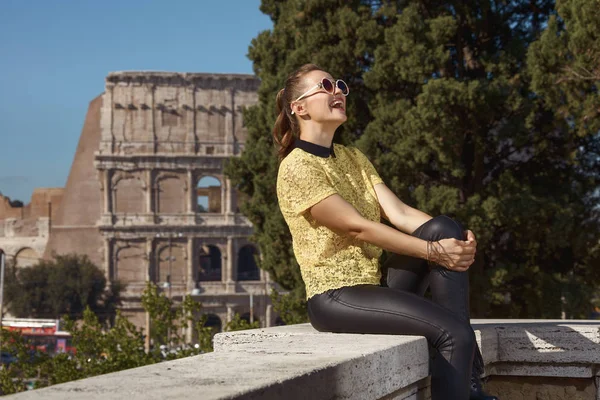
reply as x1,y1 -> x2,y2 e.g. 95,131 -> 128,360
273,63 -> 323,161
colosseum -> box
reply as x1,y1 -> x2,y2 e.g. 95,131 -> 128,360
0,71 -> 280,332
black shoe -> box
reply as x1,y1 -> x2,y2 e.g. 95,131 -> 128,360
470,375 -> 499,400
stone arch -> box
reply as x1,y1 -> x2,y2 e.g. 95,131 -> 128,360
197,244 -> 222,282
240,312 -> 259,325
14,247 -> 38,267
155,242 -> 186,286
112,172 -> 146,214
112,171 -> 148,190
196,176 -> 222,213
237,244 -> 260,281
203,313 -> 222,334
114,242 -> 146,284
155,173 -> 186,214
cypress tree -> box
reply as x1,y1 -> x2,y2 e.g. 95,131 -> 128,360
226,0 -> 600,322
225,0 -> 381,322
526,0 -> 600,316
360,0 -> 598,318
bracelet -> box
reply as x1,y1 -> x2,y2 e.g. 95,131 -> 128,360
426,240 -> 432,265
426,241 -> 439,267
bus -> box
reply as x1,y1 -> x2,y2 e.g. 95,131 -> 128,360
1,318 -> 74,355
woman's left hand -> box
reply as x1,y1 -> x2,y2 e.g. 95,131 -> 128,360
465,230 -> 477,255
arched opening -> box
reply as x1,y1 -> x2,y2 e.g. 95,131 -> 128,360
15,248 -> 39,268
114,177 -> 145,214
237,245 -> 260,281
115,243 -> 146,284
156,176 -> 185,214
240,312 -> 259,326
196,176 -> 221,213
197,244 -> 222,282
203,313 -> 222,334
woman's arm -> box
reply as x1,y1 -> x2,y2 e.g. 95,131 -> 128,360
373,183 -> 432,234
310,194 -> 475,271
374,183 -> 478,246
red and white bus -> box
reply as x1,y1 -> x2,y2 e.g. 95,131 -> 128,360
1,318 -> 74,355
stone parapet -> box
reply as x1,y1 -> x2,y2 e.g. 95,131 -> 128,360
6,319 -> 600,400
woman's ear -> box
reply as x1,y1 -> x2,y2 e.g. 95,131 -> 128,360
291,101 -> 308,116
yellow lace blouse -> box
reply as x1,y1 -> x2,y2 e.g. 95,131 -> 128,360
276,140 -> 384,299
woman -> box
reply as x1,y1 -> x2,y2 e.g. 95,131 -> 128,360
275,64 -> 498,400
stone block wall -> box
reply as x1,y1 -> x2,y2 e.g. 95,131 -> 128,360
43,95 -> 105,266
2,70 -> 277,333
0,188 -> 64,267
0,195 -> 24,219
0,188 -> 64,234
7,320 -> 600,400
486,376 -> 597,400
41,71 -> 276,331
98,72 -> 258,157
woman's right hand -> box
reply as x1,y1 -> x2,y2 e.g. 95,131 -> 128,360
429,238 -> 476,271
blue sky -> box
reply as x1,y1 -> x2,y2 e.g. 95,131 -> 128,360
0,0 -> 272,203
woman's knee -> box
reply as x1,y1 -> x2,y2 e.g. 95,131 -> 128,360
435,322 -> 476,355
454,323 -> 476,351
415,215 -> 465,241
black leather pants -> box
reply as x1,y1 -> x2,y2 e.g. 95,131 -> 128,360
307,215 -> 480,400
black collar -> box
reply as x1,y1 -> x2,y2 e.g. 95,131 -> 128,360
293,138 -> 336,158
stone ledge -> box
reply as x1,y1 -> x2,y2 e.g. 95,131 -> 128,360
472,319 -> 600,380
6,320 -> 600,400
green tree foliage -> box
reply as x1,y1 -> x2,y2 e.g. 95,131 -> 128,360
359,0 -> 599,319
5,254 -> 122,323
269,288 -> 309,325
8,199 -> 24,208
0,330 -> 41,395
525,0 -> 600,317
224,313 -> 261,332
0,283 -> 217,395
52,309 -> 156,384
141,282 -> 214,355
528,0 -> 600,132
1,309 -> 160,394
225,0 -> 383,322
227,0 -> 599,321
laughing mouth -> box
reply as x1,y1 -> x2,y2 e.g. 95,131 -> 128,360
330,99 -> 345,111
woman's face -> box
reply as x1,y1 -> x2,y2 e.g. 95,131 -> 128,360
294,70 -> 347,126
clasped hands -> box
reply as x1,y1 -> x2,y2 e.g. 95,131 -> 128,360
428,230 -> 477,272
